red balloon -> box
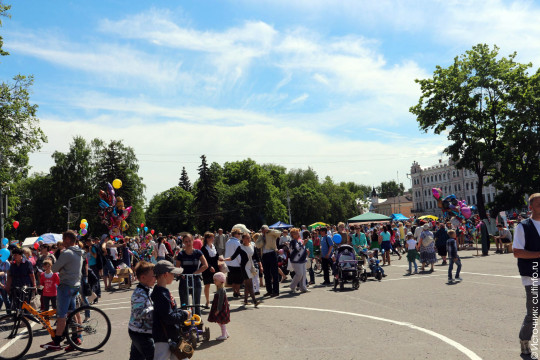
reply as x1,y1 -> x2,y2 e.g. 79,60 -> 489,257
140,223 -> 144,228
12,221 -> 19,229
33,242 -> 39,250
150,229 -> 155,235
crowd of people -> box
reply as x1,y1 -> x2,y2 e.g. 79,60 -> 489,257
0,206 -> 530,359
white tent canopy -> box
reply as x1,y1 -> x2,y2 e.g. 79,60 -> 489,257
22,237 -> 39,248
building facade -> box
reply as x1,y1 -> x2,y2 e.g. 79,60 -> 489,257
410,159 -> 500,217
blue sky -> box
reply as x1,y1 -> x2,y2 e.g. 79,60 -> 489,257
2,0 -> 540,199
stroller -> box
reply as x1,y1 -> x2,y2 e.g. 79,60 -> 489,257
359,249 -> 385,282
333,245 -> 361,291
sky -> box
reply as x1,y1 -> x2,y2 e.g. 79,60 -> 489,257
1,0 -> 540,200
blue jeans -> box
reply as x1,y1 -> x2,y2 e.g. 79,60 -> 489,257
57,284 -> 79,318
179,276 -> 201,316
129,330 -> 154,360
0,288 -> 11,314
408,260 -> 418,272
448,256 -> 462,280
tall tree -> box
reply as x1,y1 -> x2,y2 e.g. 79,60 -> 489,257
178,166 -> 192,192
146,186 -> 194,234
194,155 -> 218,232
92,139 -> 146,235
410,44 -> 531,219
377,181 -> 405,198
0,2 -> 11,57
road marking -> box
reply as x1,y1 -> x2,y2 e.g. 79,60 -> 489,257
246,304 -> 482,360
0,320 -> 37,354
392,265 -> 520,278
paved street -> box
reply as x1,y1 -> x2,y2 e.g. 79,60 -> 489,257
17,250 -> 528,360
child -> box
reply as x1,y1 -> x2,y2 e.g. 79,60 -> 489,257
368,252 -> 385,278
151,260 -> 190,360
40,260 -> 60,311
405,232 -> 418,274
128,261 -> 156,360
446,229 -> 462,284
207,272 -> 230,341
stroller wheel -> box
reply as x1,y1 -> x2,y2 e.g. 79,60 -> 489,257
353,280 -> 360,289
360,273 -> 367,282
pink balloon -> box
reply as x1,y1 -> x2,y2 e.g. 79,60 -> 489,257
461,207 -> 472,219
432,188 -> 442,200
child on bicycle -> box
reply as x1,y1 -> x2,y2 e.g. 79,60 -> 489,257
129,261 -> 156,360
40,259 -> 60,311
151,260 -> 191,360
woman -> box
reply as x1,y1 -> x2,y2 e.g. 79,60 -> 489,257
370,227 -> 380,254
201,232 -> 219,308
390,227 -> 403,260
175,233 -> 208,316
418,223 -> 437,272
288,228 -> 308,293
352,227 -> 368,254
156,236 -> 168,262
379,225 -> 392,265
224,233 -> 260,307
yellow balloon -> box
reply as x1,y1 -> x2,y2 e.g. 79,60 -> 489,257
112,179 -> 122,189
81,219 -> 87,223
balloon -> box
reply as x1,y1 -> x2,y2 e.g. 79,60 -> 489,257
112,179 -> 122,189
137,228 -> 140,233
0,248 -> 9,262
2,238 -> 8,246
140,223 -> 145,228
432,188 -> 442,200
332,234 -> 342,244
461,207 -> 472,219
144,226 -> 148,232
80,222 -> 86,229
34,242 -> 40,250
150,229 -> 155,235
81,219 -> 87,223
81,228 -> 88,236
12,221 -> 19,229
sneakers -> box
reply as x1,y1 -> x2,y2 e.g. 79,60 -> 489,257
40,341 -> 63,351
216,335 -> 228,341
456,277 -> 463,282
448,278 -> 454,284
300,289 -> 311,293
521,340 -> 531,355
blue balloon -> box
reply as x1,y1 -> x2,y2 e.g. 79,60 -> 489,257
144,226 -> 148,232
332,234 -> 342,244
0,248 -> 9,261
37,237 -> 43,241
2,238 -> 8,246
137,228 -> 140,233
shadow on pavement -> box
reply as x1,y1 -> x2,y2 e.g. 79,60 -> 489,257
23,349 -> 103,360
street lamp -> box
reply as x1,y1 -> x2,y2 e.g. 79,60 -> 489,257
65,194 -> 85,231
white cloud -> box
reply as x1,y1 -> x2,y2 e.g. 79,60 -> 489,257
290,93 -> 309,104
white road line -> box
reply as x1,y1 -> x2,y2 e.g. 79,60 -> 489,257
392,265 -> 520,278
0,321 -> 37,354
248,304 -> 483,360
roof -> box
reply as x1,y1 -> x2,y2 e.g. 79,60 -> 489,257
348,212 -> 392,222
375,194 -> 412,206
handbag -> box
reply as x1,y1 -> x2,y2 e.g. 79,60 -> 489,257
159,319 -> 194,359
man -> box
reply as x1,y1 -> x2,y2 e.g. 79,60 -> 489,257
319,227 -> 334,285
494,223 -> 513,254
215,228 -> 227,256
41,230 -> 84,351
255,225 -> 280,297
434,223 -> 449,265
513,193 -> 540,356
224,228 -> 243,298
5,247 -> 36,311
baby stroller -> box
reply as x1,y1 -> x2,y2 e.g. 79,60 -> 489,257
333,245 -> 361,291
358,249 -> 385,282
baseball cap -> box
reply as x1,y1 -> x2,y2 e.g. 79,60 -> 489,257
154,260 -> 183,275
423,224 -> 430,230
407,231 -> 413,236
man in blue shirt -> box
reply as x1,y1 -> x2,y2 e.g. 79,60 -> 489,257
319,228 -> 334,285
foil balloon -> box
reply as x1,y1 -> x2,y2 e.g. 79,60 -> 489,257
432,188 -> 442,200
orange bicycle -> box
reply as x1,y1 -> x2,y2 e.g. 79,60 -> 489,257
0,286 -> 111,360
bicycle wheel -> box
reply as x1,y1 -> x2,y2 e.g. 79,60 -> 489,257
0,314 -> 33,360
313,260 -> 323,274
65,306 -> 111,352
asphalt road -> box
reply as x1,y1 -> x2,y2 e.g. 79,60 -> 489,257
13,250 -> 531,360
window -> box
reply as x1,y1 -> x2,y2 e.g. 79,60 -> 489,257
453,171 -> 456,177
487,193 -> 491,202
443,173 -> 446,180
467,196 -> 471,204
471,182 -> 474,190
457,170 -> 460,177
466,183 -> 469,190
458,184 -> 461,191
439,174 -> 442,181
425,202 -> 428,209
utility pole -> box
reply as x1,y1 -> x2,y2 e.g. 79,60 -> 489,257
397,171 -> 401,214
286,189 -> 292,225
0,153 -> 4,242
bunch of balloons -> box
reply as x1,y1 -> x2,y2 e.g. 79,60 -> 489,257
79,219 -> 89,236
432,188 -> 472,219
98,179 -> 132,239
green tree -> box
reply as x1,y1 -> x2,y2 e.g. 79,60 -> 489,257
178,166 -> 192,192
410,44 -> 531,219
92,139 -> 146,235
0,2 -> 11,57
194,155 -> 218,231
377,181 -> 405,198
146,186 -> 194,234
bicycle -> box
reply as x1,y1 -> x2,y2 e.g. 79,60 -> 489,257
312,257 -> 323,274
0,286 -> 111,360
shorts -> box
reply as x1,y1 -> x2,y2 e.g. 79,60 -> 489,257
501,238 -> 512,244
56,284 -> 79,318
103,259 -> 116,276
381,242 -> 392,251
227,266 -> 243,285
437,245 -> 448,257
